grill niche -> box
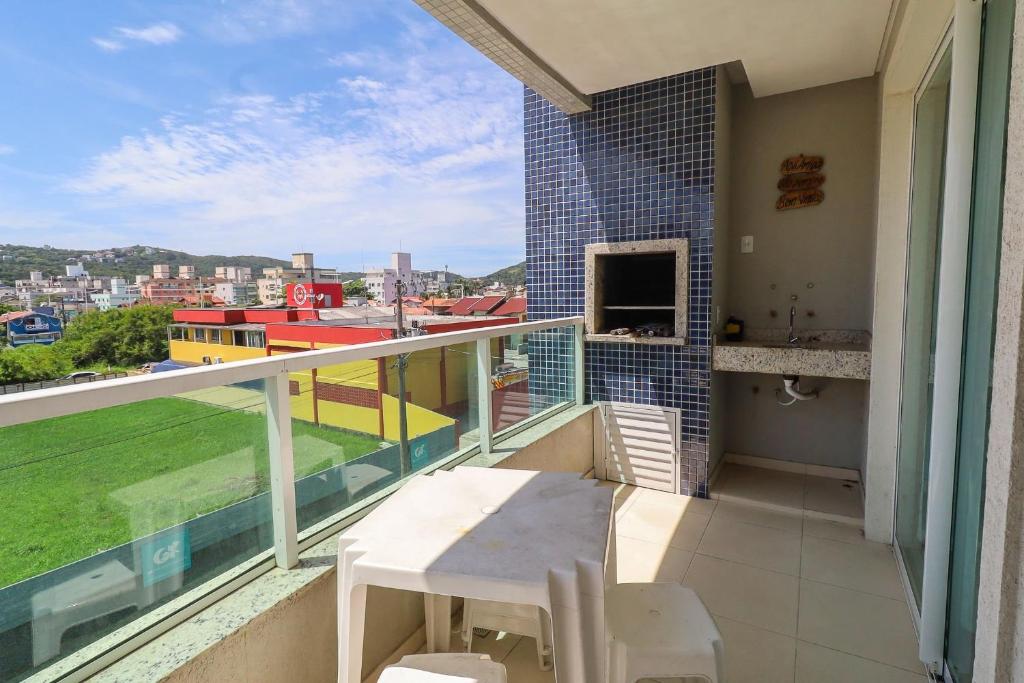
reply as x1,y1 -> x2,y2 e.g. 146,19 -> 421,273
585,238 -> 689,342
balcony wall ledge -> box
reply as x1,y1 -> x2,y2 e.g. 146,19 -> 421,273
60,404 -> 597,683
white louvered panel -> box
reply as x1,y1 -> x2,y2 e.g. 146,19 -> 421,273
600,402 -> 679,493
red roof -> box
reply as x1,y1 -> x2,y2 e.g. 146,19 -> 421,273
447,297 -> 481,316
0,311 -> 31,324
422,298 -> 457,308
469,295 -> 505,313
401,306 -> 432,316
491,297 -> 527,316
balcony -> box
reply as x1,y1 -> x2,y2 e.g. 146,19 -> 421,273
0,316 -> 924,683
0,318 -> 584,682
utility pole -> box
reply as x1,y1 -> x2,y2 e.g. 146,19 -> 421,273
394,280 -> 412,476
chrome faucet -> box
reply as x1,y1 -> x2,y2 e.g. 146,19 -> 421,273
788,306 -> 799,345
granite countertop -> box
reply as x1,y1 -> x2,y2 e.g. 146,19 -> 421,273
713,329 -> 872,380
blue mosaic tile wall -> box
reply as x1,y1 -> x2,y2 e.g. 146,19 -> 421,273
525,68 -> 716,495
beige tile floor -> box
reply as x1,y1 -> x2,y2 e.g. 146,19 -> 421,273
412,464 -> 923,682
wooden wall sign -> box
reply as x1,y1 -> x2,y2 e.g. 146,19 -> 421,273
777,154 -> 825,210
777,189 -> 825,211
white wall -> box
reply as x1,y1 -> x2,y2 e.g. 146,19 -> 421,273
725,76 -> 879,331
717,75 -> 879,472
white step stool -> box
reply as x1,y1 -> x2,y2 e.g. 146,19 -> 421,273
606,583 -> 724,683
462,598 -> 552,670
379,654 -> 507,683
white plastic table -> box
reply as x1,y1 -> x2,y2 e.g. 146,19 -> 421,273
337,467 -> 614,683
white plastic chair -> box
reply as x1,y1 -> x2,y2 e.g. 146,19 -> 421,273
605,583 -> 724,683
379,653 -> 507,682
31,560 -> 139,665
461,598 -> 552,671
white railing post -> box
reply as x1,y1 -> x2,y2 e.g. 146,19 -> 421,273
574,323 -> 586,405
476,338 -> 493,455
265,371 -> 299,569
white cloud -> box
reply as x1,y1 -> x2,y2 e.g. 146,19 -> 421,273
93,22 -> 182,52
91,37 -> 124,53
0,144 -> 14,155
327,51 -> 369,69
205,0 -> 370,44
115,22 -> 182,45
67,31 -> 525,266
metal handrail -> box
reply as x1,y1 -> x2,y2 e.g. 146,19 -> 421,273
0,316 -> 583,428
6,315 -> 586,683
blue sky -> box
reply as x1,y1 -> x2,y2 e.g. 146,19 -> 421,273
0,1 -> 525,276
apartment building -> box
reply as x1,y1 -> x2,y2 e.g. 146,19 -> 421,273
214,266 -> 252,282
256,253 -> 343,305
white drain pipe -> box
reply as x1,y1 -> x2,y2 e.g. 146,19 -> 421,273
775,375 -> 818,406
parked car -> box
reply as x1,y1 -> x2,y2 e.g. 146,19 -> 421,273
62,371 -> 100,381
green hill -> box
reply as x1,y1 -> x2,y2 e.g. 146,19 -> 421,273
0,244 -> 290,284
479,261 -> 525,287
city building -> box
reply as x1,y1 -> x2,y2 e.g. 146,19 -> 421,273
14,271 -> 107,311
1,308 -> 62,346
214,266 -> 252,282
167,288 -> 519,442
212,281 -> 258,306
140,278 -> 212,305
364,253 -> 455,301
256,253 -> 344,305
422,297 -> 458,314
490,296 -> 527,322
152,264 -> 171,279
90,278 -> 140,311
178,265 -> 195,280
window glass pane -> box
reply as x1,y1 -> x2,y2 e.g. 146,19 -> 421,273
0,381 -> 273,680
289,346 -> 473,533
194,328 -> 206,343
492,326 -> 576,434
896,45 -> 953,608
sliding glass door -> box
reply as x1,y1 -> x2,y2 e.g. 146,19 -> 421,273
895,41 -> 952,611
894,0 -> 1012,678
945,0 -> 1013,679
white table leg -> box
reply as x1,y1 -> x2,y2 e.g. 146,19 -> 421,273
337,582 -> 366,683
549,602 -> 588,683
424,594 -> 452,653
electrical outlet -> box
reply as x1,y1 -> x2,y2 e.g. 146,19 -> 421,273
741,235 -> 754,254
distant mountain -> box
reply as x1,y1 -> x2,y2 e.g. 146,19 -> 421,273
474,261 -> 526,288
0,244 -> 291,284
0,244 -> 529,294
481,259 -> 524,286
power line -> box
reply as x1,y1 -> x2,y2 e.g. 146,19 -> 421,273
0,396 -> 269,477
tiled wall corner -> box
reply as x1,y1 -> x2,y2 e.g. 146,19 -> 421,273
525,68 -> 717,496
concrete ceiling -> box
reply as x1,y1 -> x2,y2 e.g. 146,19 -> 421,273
473,0 -> 896,97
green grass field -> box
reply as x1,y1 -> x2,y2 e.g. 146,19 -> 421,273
0,395 -> 384,587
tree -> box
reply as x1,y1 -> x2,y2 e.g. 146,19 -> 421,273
344,279 -> 370,299
0,344 -> 72,384
0,303 -> 16,347
59,305 -> 175,368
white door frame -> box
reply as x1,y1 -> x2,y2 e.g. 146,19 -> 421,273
916,0 -> 982,671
